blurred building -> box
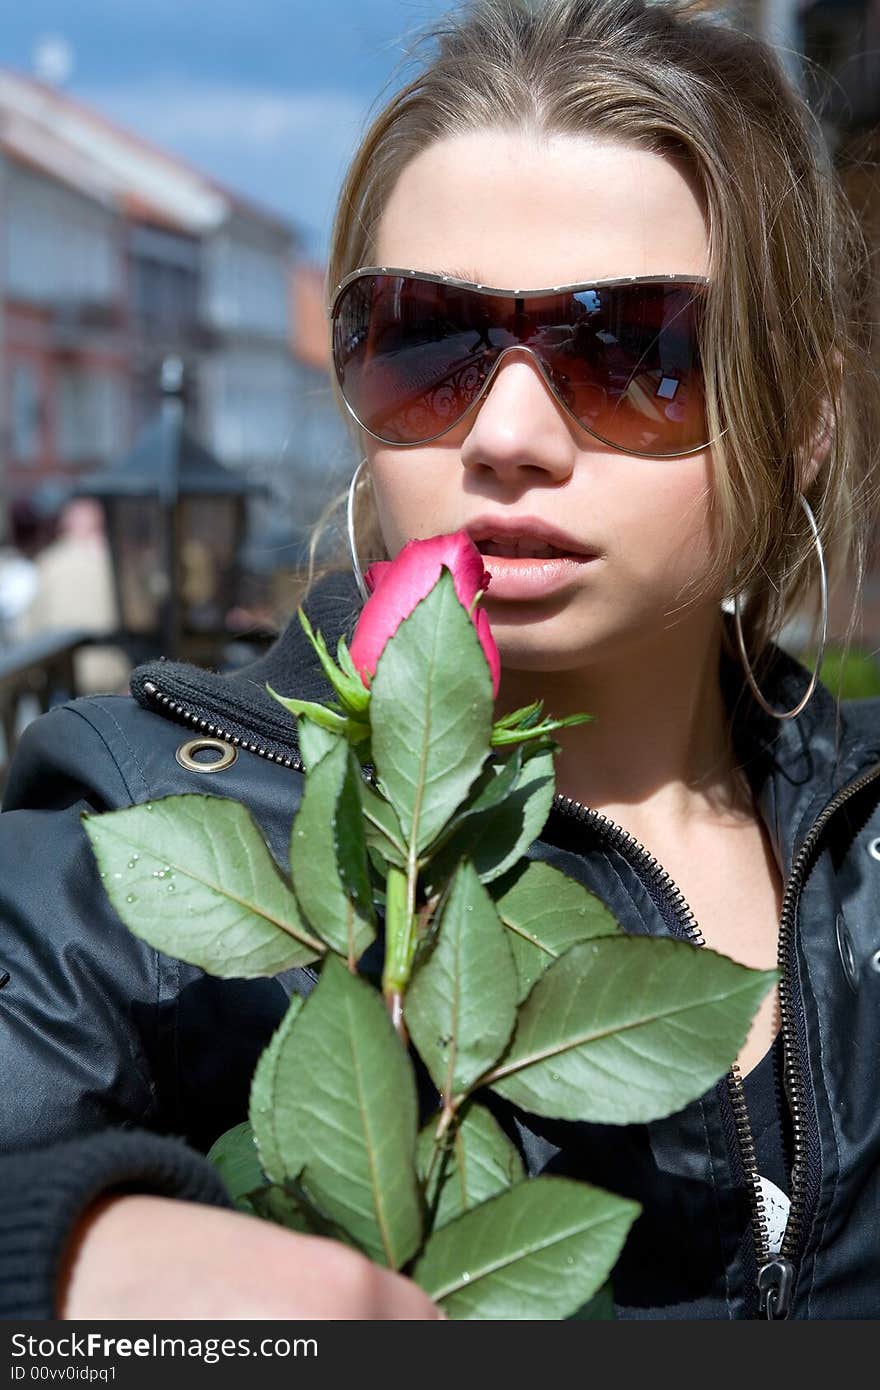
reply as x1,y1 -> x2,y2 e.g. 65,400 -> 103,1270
0,68 -> 352,568
800,0 -> 880,337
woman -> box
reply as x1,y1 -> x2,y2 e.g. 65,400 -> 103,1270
2,0 -> 879,1320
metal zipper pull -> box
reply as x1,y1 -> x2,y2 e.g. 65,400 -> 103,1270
757,1257 -> 795,1319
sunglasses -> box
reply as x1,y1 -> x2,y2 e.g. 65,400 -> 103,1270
330,267 -> 712,458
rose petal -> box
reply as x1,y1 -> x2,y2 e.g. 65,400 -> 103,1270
350,531 -> 498,695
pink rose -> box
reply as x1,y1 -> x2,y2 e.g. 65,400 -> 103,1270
350,532 -> 501,696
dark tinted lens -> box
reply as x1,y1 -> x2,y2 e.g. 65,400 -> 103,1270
332,274 -> 707,454
529,282 -> 706,456
332,274 -> 498,443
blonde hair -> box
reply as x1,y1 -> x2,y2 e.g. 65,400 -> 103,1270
310,0 -> 879,681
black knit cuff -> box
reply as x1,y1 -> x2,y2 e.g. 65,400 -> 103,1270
0,1129 -> 233,1319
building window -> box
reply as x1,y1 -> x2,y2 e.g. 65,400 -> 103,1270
57,370 -> 127,464
10,364 -> 42,462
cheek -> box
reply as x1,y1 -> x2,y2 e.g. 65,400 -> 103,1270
366,446 -> 458,552
608,453 -> 718,578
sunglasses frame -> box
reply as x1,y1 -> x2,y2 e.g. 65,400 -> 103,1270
329,266 -> 717,458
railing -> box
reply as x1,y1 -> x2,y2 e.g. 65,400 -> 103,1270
0,625 -> 278,795
0,629 -> 94,795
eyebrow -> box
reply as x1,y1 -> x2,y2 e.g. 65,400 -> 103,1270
433,266 -> 482,282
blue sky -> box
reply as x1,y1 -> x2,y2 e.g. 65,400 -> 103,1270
0,0 -> 460,260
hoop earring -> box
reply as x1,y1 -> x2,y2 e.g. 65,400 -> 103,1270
732,493 -> 828,721
347,458 -> 370,602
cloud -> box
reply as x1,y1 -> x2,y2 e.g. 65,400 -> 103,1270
76,76 -> 369,253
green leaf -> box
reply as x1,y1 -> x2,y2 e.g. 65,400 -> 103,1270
295,716 -> 341,772
249,994 -> 305,1184
425,747 -> 524,857
83,795 -> 324,977
247,1183 -> 315,1233
495,860 -> 621,1002
412,1176 -> 639,1320
417,1102 -> 525,1230
268,955 -> 422,1268
297,607 -> 371,715
568,1281 -> 616,1319
488,937 -> 777,1123
206,1121 -> 265,1213
406,861 -> 518,1099
289,741 -> 376,962
360,779 -> 408,870
249,1177 -> 366,1250
369,570 -> 494,854
423,743 -> 556,893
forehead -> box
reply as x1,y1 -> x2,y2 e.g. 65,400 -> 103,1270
373,129 -> 710,287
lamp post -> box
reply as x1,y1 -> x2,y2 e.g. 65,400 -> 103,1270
75,357 -> 265,666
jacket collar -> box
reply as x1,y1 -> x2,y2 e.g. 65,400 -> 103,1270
130,569 -> 880,878
129,569 -> 363,759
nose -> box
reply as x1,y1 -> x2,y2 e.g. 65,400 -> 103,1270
458,346 -> 577,486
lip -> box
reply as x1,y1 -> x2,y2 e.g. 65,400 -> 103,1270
464,515 -> 601,601
464,514 -> 599,559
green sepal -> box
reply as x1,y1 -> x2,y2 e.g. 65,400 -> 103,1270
491,712 -> 593,747
297,607 -> 370,715
492,699 -> 544,732
265,684 -> 370,746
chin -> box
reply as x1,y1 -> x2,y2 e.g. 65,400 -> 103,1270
492,629 -> 595,673
488,599 -> 652,674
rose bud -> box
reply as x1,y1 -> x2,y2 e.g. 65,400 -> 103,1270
350,531 -> 501,696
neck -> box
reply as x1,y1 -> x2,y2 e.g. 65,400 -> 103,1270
495,609 -> 752,836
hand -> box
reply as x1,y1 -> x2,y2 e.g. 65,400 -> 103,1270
58,1194 -> 445,1320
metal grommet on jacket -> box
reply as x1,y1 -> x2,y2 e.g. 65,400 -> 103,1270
175,737 -> 238,773
867,837 -> 880,862
835,913 -> 859,992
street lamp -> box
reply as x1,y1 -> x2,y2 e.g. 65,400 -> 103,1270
75,357 -> 265,666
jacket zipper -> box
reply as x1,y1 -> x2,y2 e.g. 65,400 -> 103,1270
553,764 -> 880,1320
141,678 -> 880,1319
763,759 -> 880,1312
141,681 -> 307,771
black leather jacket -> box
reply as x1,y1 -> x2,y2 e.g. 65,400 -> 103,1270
2,571 -> 880,1319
